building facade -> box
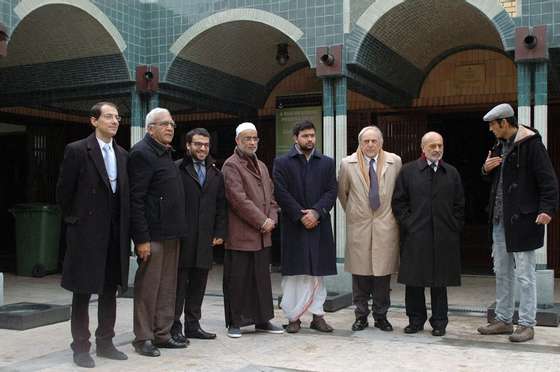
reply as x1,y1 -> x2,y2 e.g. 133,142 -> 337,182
0,0 -> 559,275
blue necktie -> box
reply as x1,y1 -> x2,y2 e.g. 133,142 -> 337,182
369,159 -> 380,210
103,143 -> 117,193
195,162 -> 205,185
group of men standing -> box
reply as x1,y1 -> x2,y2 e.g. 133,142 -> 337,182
56,101 -> 557,368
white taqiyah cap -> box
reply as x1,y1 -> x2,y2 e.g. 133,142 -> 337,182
483,103 -> 515,122
236,122 -> 257,137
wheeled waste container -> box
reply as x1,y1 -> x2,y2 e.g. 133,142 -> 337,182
9,204 -> 61,277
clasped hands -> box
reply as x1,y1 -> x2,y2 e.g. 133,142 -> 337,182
300,209 -> 319,230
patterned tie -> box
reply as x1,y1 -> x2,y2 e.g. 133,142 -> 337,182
430,161 -> 437,172
102,143 -> 117,193
195,162 -> 205,185
369,159 -> 380,210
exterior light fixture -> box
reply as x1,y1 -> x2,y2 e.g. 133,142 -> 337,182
276,43 -> 289,65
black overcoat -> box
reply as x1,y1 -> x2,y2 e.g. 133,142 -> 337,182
129,134 -> 187,244
391,158 -> 464,287
484,126 -> 559,252
176,155 -> 227,269
273,146 -> 337,276
56,133 -> 130,294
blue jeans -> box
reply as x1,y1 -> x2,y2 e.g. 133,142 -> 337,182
492,223 -> 537,327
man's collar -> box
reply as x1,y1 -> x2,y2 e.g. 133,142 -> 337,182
145,133 -> 172,156
96,136 -> 113,149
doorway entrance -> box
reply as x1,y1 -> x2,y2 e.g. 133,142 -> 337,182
428,111 -> 495,274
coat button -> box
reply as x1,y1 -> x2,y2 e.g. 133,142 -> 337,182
88,210 -> 94,216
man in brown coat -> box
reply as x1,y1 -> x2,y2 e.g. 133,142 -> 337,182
222,122 -> 283,338
338,126 -> 402,333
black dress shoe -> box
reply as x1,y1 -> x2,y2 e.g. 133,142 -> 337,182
171,331 -> 187,343
73,352 -> 95,368
154,338 -> 187,349
404,324 -> 424,334
374,318 -> 394,332
96,344 -> 128,360
133,340 -> 161,357
351,318 -> 369,331
432,328 -> 446,337
187,327 -> 217,340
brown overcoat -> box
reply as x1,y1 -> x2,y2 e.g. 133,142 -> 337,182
338,150 -> 402,276
222,147 -> 279,251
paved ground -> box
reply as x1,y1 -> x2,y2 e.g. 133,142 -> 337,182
1,268 -> 560,371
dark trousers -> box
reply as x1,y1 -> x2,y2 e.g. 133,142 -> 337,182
352,274 -> 391,321
223,247 -> 274,328
70,283 -> 117,353
173,267 -> 209,333
133,240 -> 179,345
405,286 -> 448,330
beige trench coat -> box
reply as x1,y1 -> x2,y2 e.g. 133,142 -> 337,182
338,150 -> 402,276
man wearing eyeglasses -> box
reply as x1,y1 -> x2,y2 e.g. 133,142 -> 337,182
129,107 -> 188,357
171,128 -> 227,342
222,122 -> 283,338
56,102 -> 130,368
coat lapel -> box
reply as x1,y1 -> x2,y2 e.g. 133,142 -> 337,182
86,134 -> 111,191
115,142 -> 127,192
348,153 -> 369,192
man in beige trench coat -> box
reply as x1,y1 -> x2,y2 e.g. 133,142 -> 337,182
338,126 -> 402,332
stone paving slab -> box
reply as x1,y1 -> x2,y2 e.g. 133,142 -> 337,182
0,296 -> 559,372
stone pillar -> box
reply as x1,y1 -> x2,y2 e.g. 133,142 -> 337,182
323,77 -> 352,304
516,63 -> 531,126
533,62 -> 548,270
334,78 -> 347,260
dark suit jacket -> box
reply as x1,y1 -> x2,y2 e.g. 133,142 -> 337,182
56,133 -> 130,294
176,155 -> 227,269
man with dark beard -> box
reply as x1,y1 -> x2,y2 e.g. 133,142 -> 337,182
273,120 -> 338,333
172,128 -> 227,342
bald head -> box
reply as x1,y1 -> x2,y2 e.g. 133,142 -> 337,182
421,131 -> 444,162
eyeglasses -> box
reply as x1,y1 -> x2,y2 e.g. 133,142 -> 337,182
100,113 -> 121,122
149,121 -> 176,129
241,136 -> 259,143
191,142 -> 210,148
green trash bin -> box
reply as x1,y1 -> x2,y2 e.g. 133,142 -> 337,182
9,203 -> 61,277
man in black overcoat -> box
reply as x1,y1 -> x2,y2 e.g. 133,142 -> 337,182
171,128 -> 227,342
392,131 -> 465,337
56,102 -> 130,368
273,120 -> 337,333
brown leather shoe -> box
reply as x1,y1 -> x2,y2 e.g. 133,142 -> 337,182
509,326 -> 534,342
286,319 -> 301,333
310,315 -> 333,333
477,320 -> 513,335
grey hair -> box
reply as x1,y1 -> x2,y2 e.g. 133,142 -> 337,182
420,131 -> 443,147
145,107 -> 171,131
358,125 -> 383,145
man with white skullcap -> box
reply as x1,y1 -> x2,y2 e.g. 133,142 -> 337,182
477,103 -> 558,342
221,122 -> 284,338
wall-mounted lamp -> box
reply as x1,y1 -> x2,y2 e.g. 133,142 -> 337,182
276,43 -> 289,66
